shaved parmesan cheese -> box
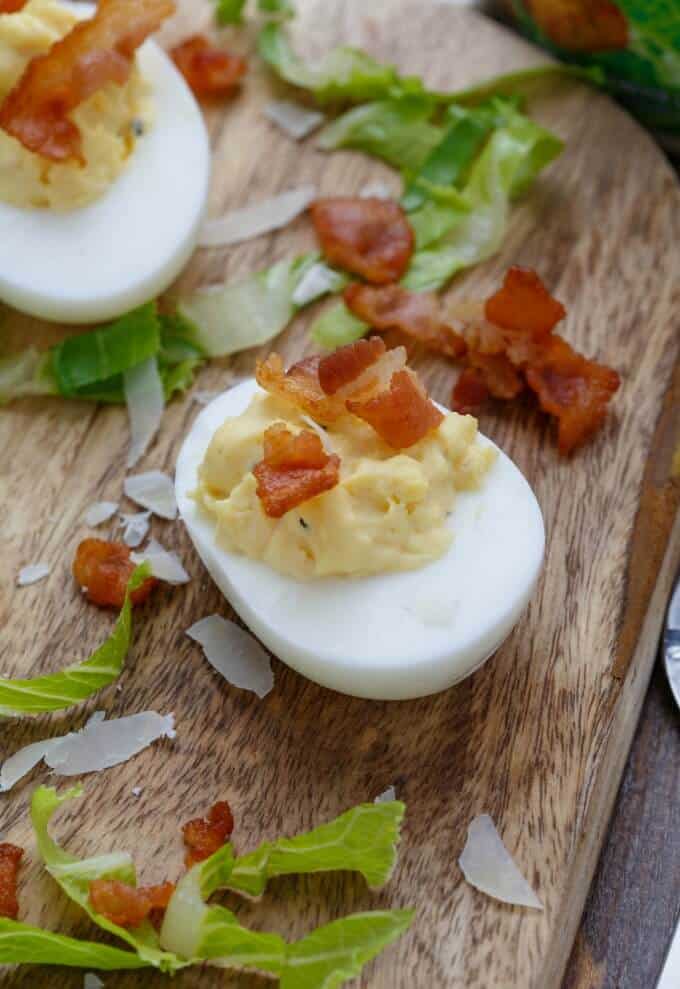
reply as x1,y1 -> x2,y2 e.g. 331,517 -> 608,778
84,975 -> 104,989
84,501 -> 118,527
124,471 -> 177,520
131,786 -> 143,797
299,413 -> 336,454
374,786 -> 396,804
264,100 -> 324,139
199,185 -> 317,248
292,262 -> 345,307
124,357 -> 165,469
186,615 -> 274,698
359,181 -> 393,199
458,815 -> 543,909
0,712 -> 175,792
120,511 -> 151,549
17,562 -> 50,587
131,538 -> 190,584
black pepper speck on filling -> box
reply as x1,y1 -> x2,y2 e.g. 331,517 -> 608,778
299,518 -> 309,530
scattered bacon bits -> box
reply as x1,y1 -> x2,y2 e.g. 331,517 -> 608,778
526,0 -> 628,53
73,538 -> 157,609
310,198 -> 414,285
0,0 -> 174,162
256,354 -> 344,425
254,425 -> 341,519
170,35 -> 246,98
318,336 -> 386,395
182,801 -> 235,868
0,0 -> 28,13
344,283 -> 467,359
525,336 -> 621,455
485,266 -> 566,339
0,843 -> 23,920
451,368 -> 490,415
348,369 -> 444,450
89,879 -> 175,929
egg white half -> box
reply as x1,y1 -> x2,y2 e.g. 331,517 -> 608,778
176,379 -> 545,701
0,20 -> 210,323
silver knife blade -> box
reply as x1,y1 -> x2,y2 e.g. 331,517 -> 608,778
663,576 -> 680,711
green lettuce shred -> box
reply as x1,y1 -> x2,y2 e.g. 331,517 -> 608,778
213,0 -> 247,24
0,565 -> 150,719
0,920 -> 151,970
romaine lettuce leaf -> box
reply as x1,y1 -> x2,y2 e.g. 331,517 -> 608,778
31,785 -> 186,973
0,919 -> 150,970
448,62 -> 604,108
227,801 -> 405,898
0,347 -> 58,404
178,254 -> 339,357
282,910 -> 414,989
258,0 -> 295,18
0,565 -> 150,719
213,0 -> 247,24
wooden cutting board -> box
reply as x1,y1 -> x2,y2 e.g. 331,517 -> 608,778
1,2 -> 679,987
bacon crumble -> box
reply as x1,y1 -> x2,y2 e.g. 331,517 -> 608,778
182,801 -> 235,868
310,198 -> 414,284
0,0 -> 174,162
0,0 -> 28,12
89,879 -> 175,929
254,425 -> 341,519
0,843 -> 23,920
348,369 -> 444,449
73,538 -> 157,609
318,336 -> 386,395
170,35 -> 246,98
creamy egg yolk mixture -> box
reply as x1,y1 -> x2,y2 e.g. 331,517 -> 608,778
196,391 -> 496,580
0,0 -> 151,210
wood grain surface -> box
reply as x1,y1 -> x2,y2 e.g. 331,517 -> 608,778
1,2 -> 679,988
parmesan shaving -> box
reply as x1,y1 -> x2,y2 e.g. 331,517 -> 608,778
186,615 -> 274,698
124,471 -> 177,520
120,511 -> 151,549
17,562 -> 50,587
359,181 -> 393,199
299,413 -> 336,454
84,976 -> 104,989
84,501 -> 119,527
123,357 -> 165,469
131,538 -> 190,584
292,262 -> 344,307
374,786 -> 396,804
458,814 -> 543,909
199,185 -> 317,248
264,100 -> 324,139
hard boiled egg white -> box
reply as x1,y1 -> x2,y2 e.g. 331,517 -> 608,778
176,379 -> 545,701
0,5 -> 210,324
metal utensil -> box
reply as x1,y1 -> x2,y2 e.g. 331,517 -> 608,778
655,575 -> 680,989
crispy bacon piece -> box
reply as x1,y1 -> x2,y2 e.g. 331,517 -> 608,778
170,35 -> 246,98
0,0 -> 174,162
345,283 -> 467,359
256,354 -> 346,425
451,368 -> 490,415
468,350 -> 524,401
254,426 -> 341,519
0,844 -> 23,920
73,538 -> 157,609
0,0 -> 28,13
318,336 -> 386,396
525,335 -> 620,455
182,801 -> 235,868
89,879 -> 175,929
485,266 -> 566,339
526,0 -> 628,52
348,369 -> 443,449
310,198 -> 414,285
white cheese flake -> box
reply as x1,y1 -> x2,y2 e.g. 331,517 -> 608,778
84,501 -> 119,527
263,100 -> 324,139
17,562 -> 50,587
131,538 -> 190,584
458,814 -> 543,909
84,975 -> 104,989
132,786 -> 143,797
374,786 -> 397,804
186,615 -> 274,698
123,357 -> 164,469
120,511 -> 151,549
359,180 -> 393,199
292,262 -> 345,307
124,471 -> 177,520
199,185 -> 317,248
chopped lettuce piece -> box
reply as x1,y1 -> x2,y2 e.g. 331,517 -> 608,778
317,96 -> 441,172
448,63 -> 604,108
282,909 -> 414,989
31,786 -> 186,973
258,0 -> 295,18
258,22 -> 404,105
310,303 -> 368,349
0,565 -> 150,719
228,802 -> 405,898
0,919 -> 150,970
0,347 -> 57,404
213,0 -> 247,24
178,254 -> 336,357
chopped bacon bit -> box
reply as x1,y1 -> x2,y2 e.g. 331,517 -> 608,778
73,538 -> 157,609
310,198 -> 414,285
318,336 -> 386,396
0,0 -> 28,12
256,354 -> 345,425
525,0 -> 628,53
89,879 -> 175,929
253,426 -> 341,519
170,35 -> 246,98
525,336 -> 620,454
468,350 -> 525,401
485,266 -> 566,339
451,368 -> 490,414
182,801 -> 235,868
0,843 -> 23,920
0,0 -> 174,162
344,283 -> 467,359
348,369 -> 443,449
